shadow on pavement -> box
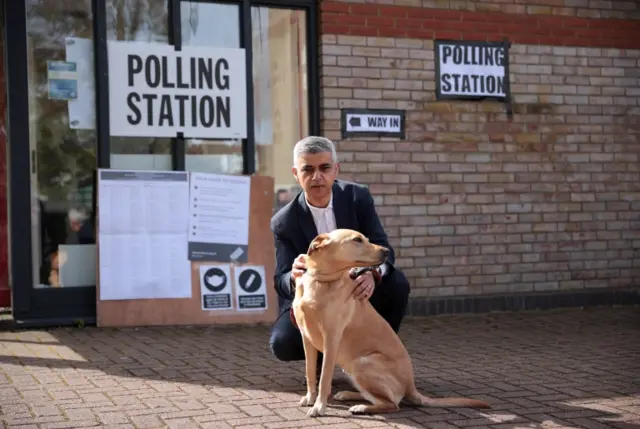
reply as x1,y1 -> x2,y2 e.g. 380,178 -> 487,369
0,306 -> 638,428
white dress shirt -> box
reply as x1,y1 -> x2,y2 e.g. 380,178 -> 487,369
305,193 -> 388,276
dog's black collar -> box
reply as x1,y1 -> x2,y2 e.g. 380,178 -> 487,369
350,266 -> 382,285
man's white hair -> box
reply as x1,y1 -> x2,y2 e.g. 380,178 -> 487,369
68,208 -> 88,223
292,136 -> 338,165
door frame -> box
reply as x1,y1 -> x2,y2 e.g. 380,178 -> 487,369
4,0 -> 319,326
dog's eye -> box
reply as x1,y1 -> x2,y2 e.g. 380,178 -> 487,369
352,237 -> 363,243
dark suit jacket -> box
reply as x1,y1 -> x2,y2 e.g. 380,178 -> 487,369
270,179 -> 396,311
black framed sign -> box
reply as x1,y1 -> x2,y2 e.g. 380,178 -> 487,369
340,108 -> 406,139
434,39 -> 512,109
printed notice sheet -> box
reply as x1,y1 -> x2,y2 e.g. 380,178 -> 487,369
188,172 -> 251,262
97,170 -> 192,301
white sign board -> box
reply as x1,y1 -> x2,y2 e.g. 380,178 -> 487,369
97,169 -> 192,301
341,109 -> 405,139
435,40 -> 509,99
108,41 -> 247,139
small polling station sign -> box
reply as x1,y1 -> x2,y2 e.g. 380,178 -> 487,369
434,39 -> 511,102
341,108 -> 406,139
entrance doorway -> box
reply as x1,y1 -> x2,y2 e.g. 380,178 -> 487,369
4,0 -> 98,324
4,0 -> 318,326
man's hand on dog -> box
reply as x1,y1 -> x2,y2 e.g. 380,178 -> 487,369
350,269 -> 375,301
291,254 -> 307,290
292,254 -> 307,279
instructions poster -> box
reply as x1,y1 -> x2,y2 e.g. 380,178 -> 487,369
234,265 -> 268,311
188,172 -> 251,262
199,264 -> 233,311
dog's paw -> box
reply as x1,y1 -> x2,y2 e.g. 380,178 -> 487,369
349,404 -> 369,414
333,391 -> 352,402
299,392 -> 316,407
307,402 -> 326,417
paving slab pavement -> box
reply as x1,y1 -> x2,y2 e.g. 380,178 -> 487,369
0,306 -> 639,429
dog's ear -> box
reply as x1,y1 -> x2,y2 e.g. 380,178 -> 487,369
307,233 -> 330,256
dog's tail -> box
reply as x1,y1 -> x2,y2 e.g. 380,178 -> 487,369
405,390 -> 491,409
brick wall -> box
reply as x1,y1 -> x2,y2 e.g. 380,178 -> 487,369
319,1 -> 640,300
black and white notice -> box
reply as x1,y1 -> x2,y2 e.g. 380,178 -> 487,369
234,265 -> 267,312
341,108 -> 405,139
107,40 -> 247,139
188,172 -> 250,262
435,40 -> 508,99
199,264 -> 233,311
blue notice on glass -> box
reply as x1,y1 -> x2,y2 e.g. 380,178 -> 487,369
47,61 -> 78,100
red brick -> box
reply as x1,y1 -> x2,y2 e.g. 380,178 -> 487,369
336,15 -> 366,25
460,11 -> 490,22
367,16 -> 396,27
322,23 -> 350,34
321,2 -> 350,12
349,4 -> 379,15
320,3 -> 640,49
405,29 -> 435,39
378,27 -> 408,37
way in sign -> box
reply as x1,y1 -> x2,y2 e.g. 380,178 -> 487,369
346,114 -> 402,132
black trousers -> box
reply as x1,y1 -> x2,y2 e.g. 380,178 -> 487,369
269,268 -> 411,362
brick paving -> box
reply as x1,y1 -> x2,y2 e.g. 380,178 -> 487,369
0,306 -> 638,429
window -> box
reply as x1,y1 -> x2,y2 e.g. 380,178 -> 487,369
181,1 -> 243,175
26,0 -> 97,288
251,7 -> 309,214
106,0 -> 172,171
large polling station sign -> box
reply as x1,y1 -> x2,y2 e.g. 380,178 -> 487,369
434,40 -> 510,100
107,41 -> 247,139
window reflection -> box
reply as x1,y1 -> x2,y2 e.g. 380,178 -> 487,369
250,7 -> 309,214
181,1 -> 243,175
107,0 -> 172,170
26,0 -> 97,288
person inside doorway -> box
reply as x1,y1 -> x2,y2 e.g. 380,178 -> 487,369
66,207 -> 94,245
274,188 -> 291,214
267,136 -> 411,365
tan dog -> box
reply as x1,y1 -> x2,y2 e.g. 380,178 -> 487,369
292,229 -> 491,417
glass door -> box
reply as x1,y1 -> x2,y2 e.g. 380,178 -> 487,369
21,0 -> 98,321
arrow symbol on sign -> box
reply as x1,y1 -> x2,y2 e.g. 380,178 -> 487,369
348,116 -> 361,127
